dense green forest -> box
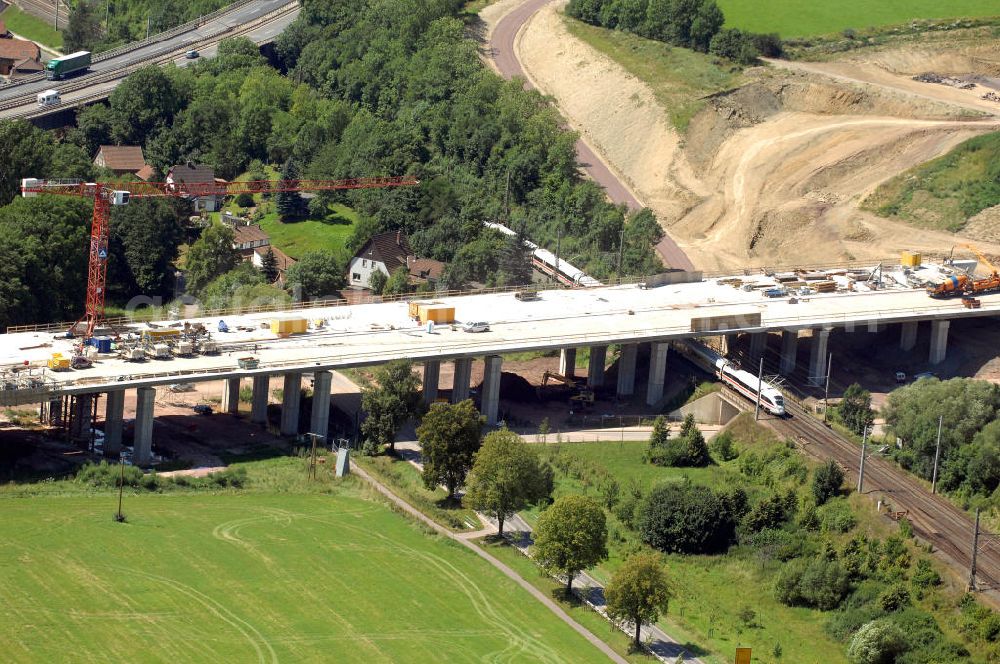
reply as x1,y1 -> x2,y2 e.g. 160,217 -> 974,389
64,0 -> 232,53
0,0 -> 664,330
566,0 -> 782,64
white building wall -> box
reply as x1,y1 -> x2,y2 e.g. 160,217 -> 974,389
348,257 -> 389,288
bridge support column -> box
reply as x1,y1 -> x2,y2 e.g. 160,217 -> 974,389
452,358 -> 472,403
221,377 -> 241,415
929,320 -> 950,365
280,373 -> 302,436
133,387 -> 155,466
70,393 -> 94,442
646,342 -> 669,407
616,343 -> 637,398
310,371 -> 332,442
780,330 -> 799,375
900,321 -> 918,352
558,348 -> 576,377
724,333 -> 738,356
808,328 -> 832,387
250,376 -> 269,424
749,332 -> 767,363
422,360 -> 440,405
588,346 -> 607,388
482,355 -> 503,426
104,389 -> 124,457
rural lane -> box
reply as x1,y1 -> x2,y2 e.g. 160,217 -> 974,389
488,0 -> 695,271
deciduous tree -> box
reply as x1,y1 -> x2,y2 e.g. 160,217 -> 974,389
839,383 -> 874,436
532,494 -> 608,592
360,360 -> 421,454
464,429 -> 552,536
284,250 -> 345,299
184,223 -> 238,296
416,399 -> 483,499
605,553 -> 673,649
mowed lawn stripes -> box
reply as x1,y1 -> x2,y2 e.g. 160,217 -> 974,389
0,492 -> 610,663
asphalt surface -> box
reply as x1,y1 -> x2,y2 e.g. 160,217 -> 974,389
0,0 -> 299,118
488,0 -> 695,271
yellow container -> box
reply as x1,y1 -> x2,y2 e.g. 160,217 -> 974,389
141,328 -> 181,341
270,317 -> 308,335
47,353 -> 70,370
418,305 -> 454,324
901,251 -> 921,268
408,301 -> 428,318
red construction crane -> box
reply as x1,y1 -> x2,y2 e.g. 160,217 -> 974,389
20,175 -> 419,337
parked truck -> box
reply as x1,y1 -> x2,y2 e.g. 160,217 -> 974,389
45,51 -> 91,80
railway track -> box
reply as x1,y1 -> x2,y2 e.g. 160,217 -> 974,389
0,1 -> 298,119
765,399 -> 1000,607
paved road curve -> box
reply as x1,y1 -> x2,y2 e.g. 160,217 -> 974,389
488,0 -> 695,271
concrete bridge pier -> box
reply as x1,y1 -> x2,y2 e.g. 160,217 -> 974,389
69,393 -> 94,442
929,320 -> 950,365
250,375 -> 269,424
588,346 -> 607,388
133,387 -> 155,466
646,342 -> 669,406
280,373 -> 302,436
104,389 -> 124,456
221,377 -> 241,415
558,348 -> 576,377
452,358 -> 472,403
900,321 -> 918,352
723,333 -> 738,356
482,355 -> 503,426
808,328 -> 832,386
749,332 -> 767,363
310,371 -> 332,442
780,330 -> 799,375
422,360 -> 440,405
616,343 -> 638,398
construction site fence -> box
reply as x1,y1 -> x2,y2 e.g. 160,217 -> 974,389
6,257 -> 913,335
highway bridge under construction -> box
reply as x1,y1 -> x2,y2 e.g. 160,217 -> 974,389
1,255 -> 997,465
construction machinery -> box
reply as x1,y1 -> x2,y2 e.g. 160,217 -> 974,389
21,175 -> 419,338
541,371 -> 579,389
929,244 -> 1000,298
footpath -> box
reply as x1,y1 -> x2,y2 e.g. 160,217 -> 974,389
393,440 -> 705,664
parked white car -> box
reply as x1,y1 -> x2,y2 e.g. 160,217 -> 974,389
37,89 -> 60,106
462,321 -> 490,333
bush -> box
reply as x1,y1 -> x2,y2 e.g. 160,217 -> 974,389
235,192 -> 254,207
911,559 -> 941,589
638,482 -> 743,554
76,461 -> 143,488
775,556 -> 850,610
818,498 -> 857,534
878,585 -> 911,612
812,460 -> 844,505
711,430 -> 738,461
847,619 -> 907,664
649,414 -> 711,467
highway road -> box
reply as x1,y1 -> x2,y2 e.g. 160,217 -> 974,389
769,399 -> 1000,609
0,0 -> 299,120
488,0 -> 695,271
2,268 -> 997,404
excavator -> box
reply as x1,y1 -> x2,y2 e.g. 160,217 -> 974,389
927,244 -> 1000,298
540,371 -> 595,409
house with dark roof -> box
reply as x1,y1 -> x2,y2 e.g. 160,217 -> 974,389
93,145 -> 147,176
0,38 -> 41,77
347,231 -> 446,289
232,223 -> 270,252
166,162 -> 222,212
251,246 -> 295,283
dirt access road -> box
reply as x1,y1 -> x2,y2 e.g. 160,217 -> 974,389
485,0 -> 695,271
486,0 -> 1000,271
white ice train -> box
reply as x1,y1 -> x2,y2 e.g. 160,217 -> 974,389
674,339 -> 786,417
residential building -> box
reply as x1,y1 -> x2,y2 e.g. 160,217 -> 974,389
347,230 -> 445,289
251,246 -> 295,283
93,145 -> 148,176
166,162 -> 222,212
0,38 -> 41,77
232,224 -> 270,253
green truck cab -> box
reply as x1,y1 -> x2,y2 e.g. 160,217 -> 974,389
46,51 -> 91,80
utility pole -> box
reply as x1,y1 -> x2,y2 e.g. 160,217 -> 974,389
823,352 -> 833,423
115,457 -> 126,522
54,0 -> 59,31
616,225 -> 625,283
754,356 -> 764,421
969,508 -> 981,592
553,226 -> 562,286
931,415 -> 943,494
106,0 -> 111,30
857,426 -> 869,494
146,15 -> 151,40
308,433 -> 319,479
504,169 -> 511,222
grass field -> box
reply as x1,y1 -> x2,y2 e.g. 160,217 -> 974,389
862,131 -> 1000,232
564,17 -> 742,131
717,0 -> 1000,38
0,459 -> 611,663
0,5 -> 63,51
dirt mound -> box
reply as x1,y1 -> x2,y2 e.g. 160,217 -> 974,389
473,371 -> 538,403
963,205 -> 1000,243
